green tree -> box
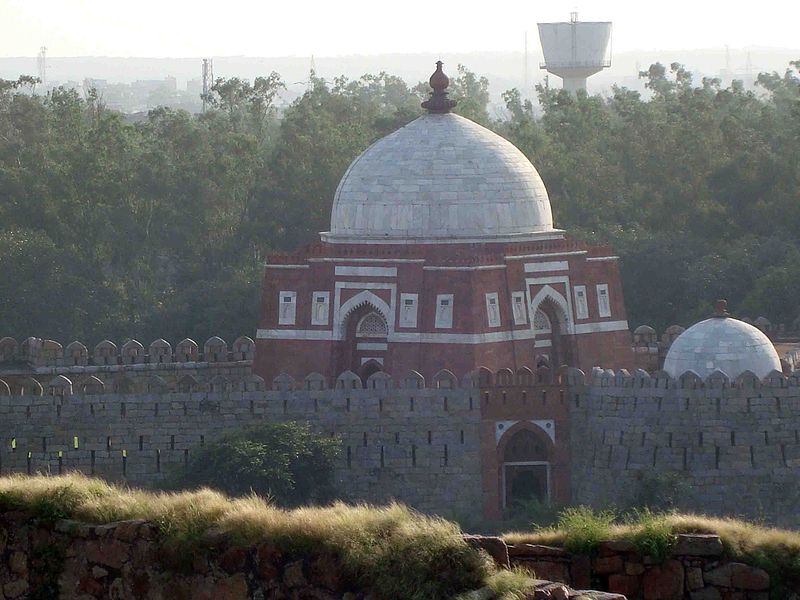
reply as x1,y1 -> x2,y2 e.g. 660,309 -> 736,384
172,421 -> 340,505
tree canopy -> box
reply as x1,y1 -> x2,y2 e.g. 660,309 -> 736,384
0,62 -> 798,343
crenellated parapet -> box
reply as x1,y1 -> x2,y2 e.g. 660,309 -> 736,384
0,335 -> 256,396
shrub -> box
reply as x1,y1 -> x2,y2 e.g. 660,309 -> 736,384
624,508 -> 676,562
557,506 -> 616,555
170,421 -> 340,506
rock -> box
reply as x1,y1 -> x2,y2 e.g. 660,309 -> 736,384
509,544 -> 569,558
598,540 -> 637,553
284,559 -> 306,588
685,566 -> 704,591
84,538 -> 131,569
524,560 -> 570,583
594,555 -> 623,575
641,559 -> 684,600
689,587 -> 721,600
608,573 -> 640,597
570,555 -> 592,589
8,551 -> 27,575
730,563 -> 769,590
113,520 -> 149,542
256,542 -> 283,581
79,574 -> 105,597
3,579 -> 29,599
92,565 -> 109,579
109,577 -> 127,600
464,535 -> 510,568
211,574 -> 249,600
625,561 -> 645,575
219,546 -> 249,573
703,562 -> 767,589
672,535 -> 723,557
308,553 -> 342,591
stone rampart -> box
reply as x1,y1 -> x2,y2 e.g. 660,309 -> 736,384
570,367 -> 800,527
0,371 -> 484,518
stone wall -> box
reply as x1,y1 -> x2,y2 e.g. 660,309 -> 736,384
506,534 -> 771,600
0,512 -> 368,599
570,367 -> 800,527
0,336 -> 256,396
0,373 -> 482,518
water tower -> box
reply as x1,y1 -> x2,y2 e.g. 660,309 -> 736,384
537,12 -> 612,93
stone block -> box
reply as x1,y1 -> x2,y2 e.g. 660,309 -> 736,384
607,573 -> 640,597
642,559 -> 684,600
673,534 -> 723,557
594,555 -> 623,575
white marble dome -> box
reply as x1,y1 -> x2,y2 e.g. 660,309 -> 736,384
320,113 -> 558,244
663,315 -> 781,380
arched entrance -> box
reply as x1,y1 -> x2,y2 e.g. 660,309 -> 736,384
339,303 -> 389,380
501,427 -> 552,508
532,295 -> 573,368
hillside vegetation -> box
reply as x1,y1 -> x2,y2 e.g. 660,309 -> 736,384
1,61 -> 799,342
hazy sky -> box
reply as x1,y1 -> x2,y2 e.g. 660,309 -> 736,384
2,0 -> 798,57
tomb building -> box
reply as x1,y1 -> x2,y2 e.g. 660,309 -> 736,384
255,62 -> 633,383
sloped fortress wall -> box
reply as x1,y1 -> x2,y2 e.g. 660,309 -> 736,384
570,367 -> 800,528
0,370 -> 483,518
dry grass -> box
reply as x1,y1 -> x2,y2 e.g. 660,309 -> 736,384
503,510 -> 800,593
0,473 -> 513,600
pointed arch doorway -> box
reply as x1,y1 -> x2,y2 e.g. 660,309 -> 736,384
338,303 -> 389,383
501,426 -> 553,509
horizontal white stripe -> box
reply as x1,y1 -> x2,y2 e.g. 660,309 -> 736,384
257,329 -> 335,341
574,320 -> 629,334
319,231 -> 565,245
308,257 -> 425,263
335,266 -> 397,277
256,320 -> 629,343
586,256 -> 619,262
506,250 -> 587,260
423,265 -> 506,271
524,261 -> 568,273
357,342 -> 388,351
264,264 -> 310,269
534,339 -> 552,348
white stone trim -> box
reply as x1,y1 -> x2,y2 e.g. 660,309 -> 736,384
527,281 -> 575,335
423,265 -> 506,271
435,294 -> 454,329
573,285 -> 589,320
534,339 -> 552,348
574,320 -> 628,334
399,293 -> 419,328
320,231 -> 565,245
485,292 -> 501,328
360,357 -> 384,365
506,250 -> 586,260
495,419 -> 555,444
257,322 -> 625,343
278,291 -> 297,325
586,256 -> 619,262
357,342 -> 388,351
335,286 -> 395,340
596,283 -> 611,318
334,266 -> 397,277
511,291 -> 527,325
524,260 -> 569,273
308,257 -> 425,263
264,264 -> 310,269
311,291 -> 330,325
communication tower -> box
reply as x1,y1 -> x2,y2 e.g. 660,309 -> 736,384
37,46 -> 47,90
201,58 -> 214,112
537,13 -> 612,93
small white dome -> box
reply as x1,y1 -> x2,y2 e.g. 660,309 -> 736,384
663,315 -> 781,380
321,113 -> 557,244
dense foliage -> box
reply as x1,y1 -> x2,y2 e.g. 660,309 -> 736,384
0,61 -> 798,342
170,421 -> 340,506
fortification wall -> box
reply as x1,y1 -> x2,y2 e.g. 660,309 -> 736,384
0,371 -> 482,518
0,336 -> 257,396
570,367 -> 800,527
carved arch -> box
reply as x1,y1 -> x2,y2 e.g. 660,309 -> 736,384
336,291 -> 392,338
529,285 -> 573,334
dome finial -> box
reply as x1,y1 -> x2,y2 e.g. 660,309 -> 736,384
713,299 -> 730,318
421,61 -> 457,114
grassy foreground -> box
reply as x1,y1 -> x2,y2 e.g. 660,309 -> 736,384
504,507 -> 800,593
0,474 -> 532,600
